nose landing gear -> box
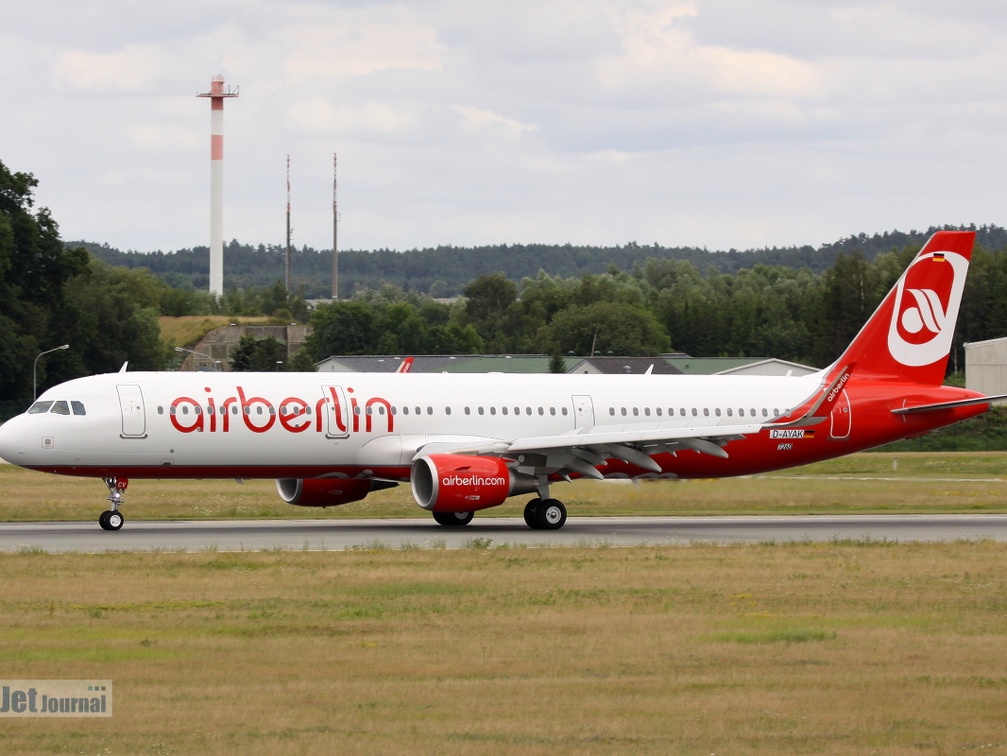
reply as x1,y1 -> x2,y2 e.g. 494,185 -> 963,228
99,477 -> 127,531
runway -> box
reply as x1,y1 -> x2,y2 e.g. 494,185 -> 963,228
3,514 -> 1007,553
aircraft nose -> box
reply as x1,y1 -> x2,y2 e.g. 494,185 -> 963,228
0,416 -> 25,464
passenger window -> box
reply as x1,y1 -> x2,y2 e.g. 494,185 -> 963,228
644,408 -> 651,416
28,401 -> 53,414
561,407 -> 568,416
490,407 -> 496,416
50,401 -> 71,415
609,408 -> 615,416
71,401 -> 86,416
502,407 -> 509,415
550,408 -> 556,416
715,408 -> 721,417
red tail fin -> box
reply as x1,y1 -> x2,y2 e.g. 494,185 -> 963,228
834,230 -> 974,385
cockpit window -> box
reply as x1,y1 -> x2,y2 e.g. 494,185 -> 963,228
71,401 -> 86,416
28,401 -> 53,414
50,401 -> 71,415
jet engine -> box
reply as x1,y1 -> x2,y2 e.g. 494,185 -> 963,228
411,454 -> 535,513
276,477 -> 393,507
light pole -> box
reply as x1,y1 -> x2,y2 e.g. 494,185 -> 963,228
175,346 -> 219,371
33,344 -> 69,401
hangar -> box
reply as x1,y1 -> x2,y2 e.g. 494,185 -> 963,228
964,336 -> 1007,395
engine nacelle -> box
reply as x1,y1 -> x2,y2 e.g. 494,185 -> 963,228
411,454 -> 534,513
276,477 -> 374,507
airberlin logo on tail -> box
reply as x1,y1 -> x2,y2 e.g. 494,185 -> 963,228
887,251 -> 967,367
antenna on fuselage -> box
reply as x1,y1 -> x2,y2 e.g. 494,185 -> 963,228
118,362 -> 129,373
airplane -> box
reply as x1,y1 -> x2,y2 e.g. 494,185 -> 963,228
0,230 -> 1003,532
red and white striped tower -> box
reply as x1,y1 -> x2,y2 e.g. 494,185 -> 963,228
197,75 -> 239,296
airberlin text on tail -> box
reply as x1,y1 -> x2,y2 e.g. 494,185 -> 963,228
835,230 -> 975,385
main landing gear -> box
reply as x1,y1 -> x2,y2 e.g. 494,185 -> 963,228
432,511 -> 475,527
523,498 -> 567,530
429,498 -> 569,530
99,477 -> 127,531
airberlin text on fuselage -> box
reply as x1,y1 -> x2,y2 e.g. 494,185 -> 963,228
168,386 -> 393,435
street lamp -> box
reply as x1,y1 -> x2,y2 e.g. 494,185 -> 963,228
33,344 -> 69,401
175,346 -> 219,371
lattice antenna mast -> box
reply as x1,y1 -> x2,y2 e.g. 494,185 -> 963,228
196,75 -> 239,297
285,155 -> 292,295
332,153 -> 339,300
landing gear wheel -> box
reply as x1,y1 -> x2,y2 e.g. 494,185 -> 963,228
432,511 -> 474,527
98,510 -> 123,531
536,499 -> 567,530
523,498 -> 541,529
100,477 -> 127,531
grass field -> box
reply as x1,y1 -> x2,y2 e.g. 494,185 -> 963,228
2,452 -> 1007,752
3,543 -> 1007,753
1,451 -> 1004,523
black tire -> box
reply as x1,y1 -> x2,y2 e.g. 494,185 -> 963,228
536,499 -> 567,530
432,511 -> 474,527
98,511 -> 111,530
106,511 -> 124,531
523,499 -> 541,529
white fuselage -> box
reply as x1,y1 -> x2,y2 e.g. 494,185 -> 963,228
0,370 -> 820,479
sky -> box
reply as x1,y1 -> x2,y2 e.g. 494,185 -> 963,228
3,0 -> 1007,255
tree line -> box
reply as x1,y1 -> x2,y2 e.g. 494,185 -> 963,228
75,226 -> 1007,300
5,157 -> 1007,414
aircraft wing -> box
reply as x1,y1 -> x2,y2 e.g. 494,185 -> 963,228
415,421 -> 765,479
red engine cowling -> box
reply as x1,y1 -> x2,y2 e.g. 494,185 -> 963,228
276,477 -> 373,507
411,454 -> 515,513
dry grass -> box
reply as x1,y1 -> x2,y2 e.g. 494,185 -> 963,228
2,542 -> 1007,753
158,315 -> 270,348
1,451 -> 1005,523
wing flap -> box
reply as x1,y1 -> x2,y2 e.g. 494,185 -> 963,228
505,421 -> 764,453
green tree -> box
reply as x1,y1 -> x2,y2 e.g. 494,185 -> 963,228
231,335 -> 288,371
304,300 -> 378,358
544,301 -> 670,356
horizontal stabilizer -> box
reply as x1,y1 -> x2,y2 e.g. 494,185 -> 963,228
891,394 -> 1007,416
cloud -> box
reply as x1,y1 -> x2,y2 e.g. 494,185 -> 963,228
51,45 -> 163,94
453,106 -> 538,138
286,98 -> 417,137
